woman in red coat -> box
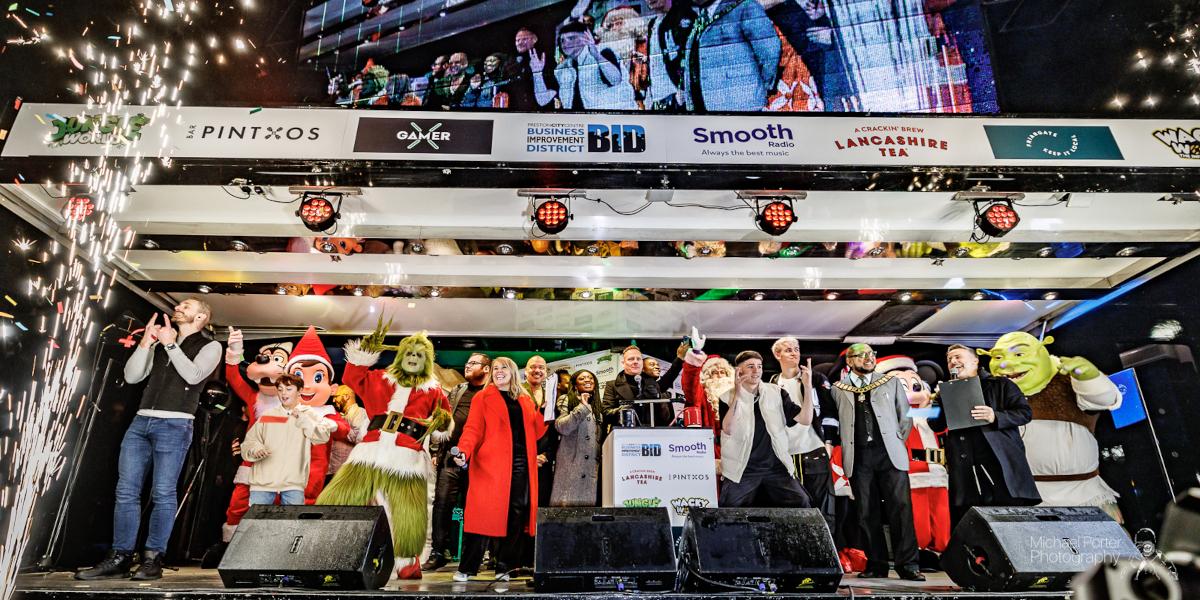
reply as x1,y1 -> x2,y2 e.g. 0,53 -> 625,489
452,357 -> 548,581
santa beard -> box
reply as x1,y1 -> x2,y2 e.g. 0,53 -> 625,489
702,376 -> 734,409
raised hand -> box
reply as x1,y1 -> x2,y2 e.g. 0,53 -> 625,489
157,313 -> 178,345
529,49 -> 546,74
579,391 -> 591,406
360,314 -> 393,353
1059,356 -> 1101,381
227,326 -> 244,356
800,357 -> 813,392
690,326 -> 707,351
140,313 -> 160,348
676,339 -> 690,359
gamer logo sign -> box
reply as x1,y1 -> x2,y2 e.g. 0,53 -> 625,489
353,117 -> 493,154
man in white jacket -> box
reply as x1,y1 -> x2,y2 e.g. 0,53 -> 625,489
718,351 -> 814,507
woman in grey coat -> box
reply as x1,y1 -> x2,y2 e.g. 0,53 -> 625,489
551,370 -> 602,506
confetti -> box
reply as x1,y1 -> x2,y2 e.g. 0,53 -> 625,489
14,322 -> 27,332
0,312 -> 11,319
3,295 -> 15,306
46,113 -> 63,122
249,106 -> 262,114
22,7 -> 37,16
55,301 -> 62,314
106,35 -> 120,40
32,113 -> 44,125
5,3 -> 15,11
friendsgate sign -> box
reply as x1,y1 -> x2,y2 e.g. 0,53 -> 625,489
5,103 -> 1200,168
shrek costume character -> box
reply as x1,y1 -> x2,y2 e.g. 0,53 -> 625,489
317,320 -> 452,579
983,332 -> 1122,519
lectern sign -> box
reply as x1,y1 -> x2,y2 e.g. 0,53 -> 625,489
602,428 -> 717,527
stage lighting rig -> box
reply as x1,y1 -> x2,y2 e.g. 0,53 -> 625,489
953,189 -> 1025,238
296,192 -> 342,232
519,189 -> 584,235
739,191 -> 805,236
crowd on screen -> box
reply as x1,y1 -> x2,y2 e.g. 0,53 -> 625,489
327,0 -> 992,113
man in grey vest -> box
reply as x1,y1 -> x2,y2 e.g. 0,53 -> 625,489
77,298 -> 221,581
718,351 -> 813,508
827,343 -> 922,581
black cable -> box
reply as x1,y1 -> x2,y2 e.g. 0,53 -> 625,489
589,196 -> 653,216
220,186 -> 251,200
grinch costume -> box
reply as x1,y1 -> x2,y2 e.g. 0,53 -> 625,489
316,324 -> 451,579
984,332 -> 1122,518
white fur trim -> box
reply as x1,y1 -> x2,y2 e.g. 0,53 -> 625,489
286,354 -> 333,372
344,440 -> 431,478
430,418 -> 454,443
233,465 -> 251,485
684,349 -> 707,368
382,369 -> 440,391
344,339 -> 382,367
388,386 -> 413,414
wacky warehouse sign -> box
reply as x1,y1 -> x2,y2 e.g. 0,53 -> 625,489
5,103 -> 1200,168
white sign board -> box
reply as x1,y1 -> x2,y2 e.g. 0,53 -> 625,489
602,428 -> 717,527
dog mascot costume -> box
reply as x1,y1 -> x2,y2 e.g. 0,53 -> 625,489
317,320 -> 452,579
983,332 -> 1122,519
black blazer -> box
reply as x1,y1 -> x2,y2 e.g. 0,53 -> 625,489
930,372 -> 1041,504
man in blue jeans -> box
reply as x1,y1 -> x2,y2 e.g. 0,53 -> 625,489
77,298 -> 221,581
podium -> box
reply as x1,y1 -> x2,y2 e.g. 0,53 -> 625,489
602,427 -> 718,526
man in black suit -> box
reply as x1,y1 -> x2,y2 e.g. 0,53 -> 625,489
601,346 -> 670,437
933,345 -> 1041,527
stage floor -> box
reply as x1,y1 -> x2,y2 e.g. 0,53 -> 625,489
13,565 -> 1072,599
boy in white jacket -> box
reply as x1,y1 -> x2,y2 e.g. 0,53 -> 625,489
242,374 -> 335,505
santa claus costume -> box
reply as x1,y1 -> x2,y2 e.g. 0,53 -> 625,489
283,327 -> 351,504
317,331 -> 451,580
220,339 -> 292,544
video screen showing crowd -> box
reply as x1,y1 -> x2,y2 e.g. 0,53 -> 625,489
78,300 -> 1122,583
320,0 -> 998,114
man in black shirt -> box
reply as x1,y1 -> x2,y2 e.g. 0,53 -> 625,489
717,351 -> 813,508
423,353 -> 490,571
601,346 -> 671,435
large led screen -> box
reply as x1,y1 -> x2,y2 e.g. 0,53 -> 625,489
304,0 -> 998,114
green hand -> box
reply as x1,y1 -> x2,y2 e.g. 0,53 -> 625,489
1059,356 -> 1101,381
360,315 -> 393,353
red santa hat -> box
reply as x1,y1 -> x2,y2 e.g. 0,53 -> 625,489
875,354 -> 917,374
286,326 -> 333,373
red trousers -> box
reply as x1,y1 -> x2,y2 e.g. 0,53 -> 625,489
911,486 -> 950,552
226,483 -> 250,526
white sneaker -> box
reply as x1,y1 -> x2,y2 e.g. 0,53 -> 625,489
495,572 -> 510,582
453,572 -> 470,582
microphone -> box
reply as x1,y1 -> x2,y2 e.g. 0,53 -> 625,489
449,446 -> 467,470
949,367 -> 959,380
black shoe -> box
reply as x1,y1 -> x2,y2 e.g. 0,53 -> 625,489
421,552 -> 449,571
858,568 -> 890,579
131,551 -> 164,581
200,542 -> 227,569
75,550 -> 134,580
896,566 -> 926,581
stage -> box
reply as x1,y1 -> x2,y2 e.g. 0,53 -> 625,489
12,566 -> 1072,599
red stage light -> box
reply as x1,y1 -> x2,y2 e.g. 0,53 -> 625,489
533,198 -> 571,234
977,201 -> 1020,237
296,194 -> 339,232
756,200 -> 797,236
64,195 -> 94,222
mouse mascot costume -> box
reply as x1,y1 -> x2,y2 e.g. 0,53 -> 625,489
285,326 -> 352,504
876,355 -> 949,554
218,333 -> 292,546
317,319 -> 452,579
983,332 -> 1123,520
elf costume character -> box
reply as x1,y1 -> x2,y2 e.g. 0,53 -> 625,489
983,332 -> 1123,519
876,356 -> 949,553
317,320 -> 452,579
284,326 -> 352,504
219,332 -> 292,544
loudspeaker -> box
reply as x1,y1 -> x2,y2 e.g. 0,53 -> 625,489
218,505 -> 393,589
678,507 -> 841,593
942,506 -> 1140,592
534,507 -> 676,592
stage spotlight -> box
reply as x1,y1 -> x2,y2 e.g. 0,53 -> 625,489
230,239 -> 249,252
352,286 -> 364,296
503,288 -> 517,300
579,290 -> 593,299
197,284 -> 212,294
1042,291 -> 1059,301
1117,246 -> 1139,257
429,287 -> 442,298
296,193 -> 341,232
275,285 -> 287,295
409,241 -> 426,254
751,292 -> 766,301
755,200 -> 797,236
532,198 -> 571,234
141,238 -> 160,250
496,243 -> 515,255
899,291 -> 913,302
971,291 -> 987,301
976,201 -> 1021,237
824,291 -> 840,300
953,246 -> 970,258
1036,246 -> 1054,258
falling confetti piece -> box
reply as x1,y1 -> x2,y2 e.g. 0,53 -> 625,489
46,113 -> 64,122
16,173 -> 24,181
32,114 -> 44,125
249,107 -> 263,114
12,96 -> 20,110
55,301 -> 62,314
6,3 -> 16,11
4,295 -> 15,306
0,312 -> 12,319
88,294 -> 101,301
106,35 -> 120,40
22,7 -> 37,15
14,322 -> 27,332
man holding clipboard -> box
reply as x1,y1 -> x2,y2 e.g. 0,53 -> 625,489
930,345 -> 1041,527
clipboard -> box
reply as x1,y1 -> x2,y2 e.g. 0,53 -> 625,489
939,376 -> 989,430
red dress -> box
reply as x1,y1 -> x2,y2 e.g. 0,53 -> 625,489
456,385 -> 548,537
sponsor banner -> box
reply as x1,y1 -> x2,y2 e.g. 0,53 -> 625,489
6,103 -> 1200,168
983,125 -> 1124,160
605,428 -> 716,527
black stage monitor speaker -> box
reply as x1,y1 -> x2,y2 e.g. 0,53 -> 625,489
942,506 -> 1140,592
678,507 -> 842,593
534,507 -> 676,592
218,505 -> 393,589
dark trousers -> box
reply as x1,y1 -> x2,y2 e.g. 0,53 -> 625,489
850,444 -> 918,571
457,503 -> 530,575
430,460 -> 467,556
795,447 -> 836,536
719,468 -> 811,508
